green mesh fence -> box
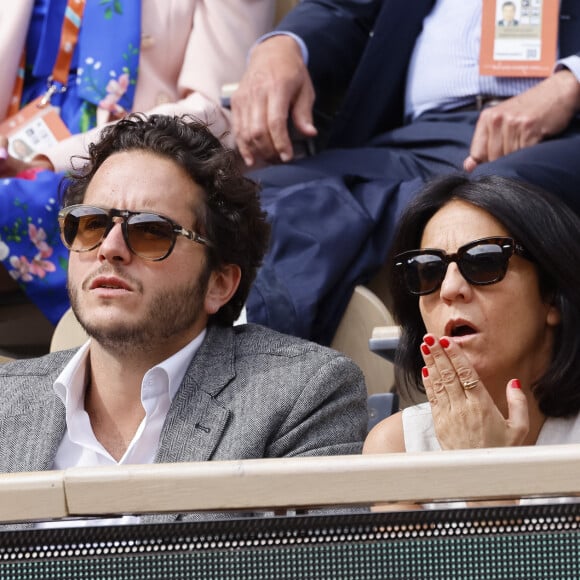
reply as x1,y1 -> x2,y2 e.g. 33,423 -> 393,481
0,503 -> 578,579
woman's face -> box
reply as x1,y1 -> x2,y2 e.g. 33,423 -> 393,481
418,200 -> 560,394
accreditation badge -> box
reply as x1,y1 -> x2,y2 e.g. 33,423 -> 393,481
0,97 -> 71,162
480,0 -> 559,77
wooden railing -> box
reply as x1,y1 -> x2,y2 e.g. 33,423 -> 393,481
2,446 -> 580,579
2,444 -> 580,524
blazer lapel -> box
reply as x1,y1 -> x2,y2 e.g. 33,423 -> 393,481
154,325 -> 235,465
141,387 -> 232,525
144,327 -> 235,524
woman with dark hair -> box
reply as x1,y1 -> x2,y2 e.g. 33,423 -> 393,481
364,174 -> 580,459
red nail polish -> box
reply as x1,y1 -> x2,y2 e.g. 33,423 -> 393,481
424,335 -> 435,347
421,344 -> 430,355
422,366 -> 429,378
439,337 -> 450,349
511,379 -> 521,389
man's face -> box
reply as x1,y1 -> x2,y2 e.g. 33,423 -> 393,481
67,150 -> 213,356
502,4 -> 516,23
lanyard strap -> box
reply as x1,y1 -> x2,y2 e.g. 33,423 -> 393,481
9,0 -> 87,114
51,0 -> 86,85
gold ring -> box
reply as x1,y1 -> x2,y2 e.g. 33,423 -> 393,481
462,379 -> 479,390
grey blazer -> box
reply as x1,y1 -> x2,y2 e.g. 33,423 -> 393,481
0,324 -> 367,522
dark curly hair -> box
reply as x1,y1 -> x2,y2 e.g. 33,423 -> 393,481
60,113 -> 270,326
388,173 -> 580,418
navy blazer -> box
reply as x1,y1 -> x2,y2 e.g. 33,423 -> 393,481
279,0 -> 580,148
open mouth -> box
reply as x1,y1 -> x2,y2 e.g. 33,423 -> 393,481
450,324 -> 477,337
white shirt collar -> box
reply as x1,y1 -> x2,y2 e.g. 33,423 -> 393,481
52,328 -> 207,467
54,330 -> 206,405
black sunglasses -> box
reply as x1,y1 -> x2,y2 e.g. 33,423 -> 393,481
394,236 -> 528,296
58,205 -> 212,261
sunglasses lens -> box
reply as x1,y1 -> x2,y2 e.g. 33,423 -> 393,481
461,244 -> 508,284
396,238 -> 517,296
127,213 -> 175,259
60,207 -> 109,251
404,254 -> 446,295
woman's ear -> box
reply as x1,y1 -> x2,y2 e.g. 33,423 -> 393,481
204,264 -> 241,315
546,291 -> 562,328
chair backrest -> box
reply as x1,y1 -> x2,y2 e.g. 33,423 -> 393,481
367,392 -> 398,432
331,285 -> 396,396
49,308 -> 88,352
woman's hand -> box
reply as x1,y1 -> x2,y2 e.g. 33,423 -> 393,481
420,334 -> 529,449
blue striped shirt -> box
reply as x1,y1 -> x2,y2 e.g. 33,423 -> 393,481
405,1 -> 542,119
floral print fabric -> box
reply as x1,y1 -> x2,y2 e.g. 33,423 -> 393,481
0,170 -> 69,323
77,0 -> 140,117
1,0 -> 141,325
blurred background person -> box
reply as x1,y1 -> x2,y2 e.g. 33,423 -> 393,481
230,0 -> 580,346
0,0 -> 275,329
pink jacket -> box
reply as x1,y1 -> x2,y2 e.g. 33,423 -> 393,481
0,0 -> 275,171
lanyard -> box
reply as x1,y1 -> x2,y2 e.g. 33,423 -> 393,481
8,0 -> 87,115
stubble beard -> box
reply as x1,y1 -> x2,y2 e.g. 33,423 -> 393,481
69,269 -> 211,356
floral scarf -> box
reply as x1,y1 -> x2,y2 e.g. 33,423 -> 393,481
0,0 -> 141,326
23,0 -> 141,132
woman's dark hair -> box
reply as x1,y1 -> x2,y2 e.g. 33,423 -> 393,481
60,113 -> 270,327
388,173 -> 580,417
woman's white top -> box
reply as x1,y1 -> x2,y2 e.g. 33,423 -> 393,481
402,402 -> 580,507
403,402 -> 580,452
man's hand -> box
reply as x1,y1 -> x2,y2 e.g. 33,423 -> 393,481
231,34 -> 318,167
464,69 -> 580,172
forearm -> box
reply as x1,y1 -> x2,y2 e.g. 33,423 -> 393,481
44,93 -> 233,174
555,54 -> 580,112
